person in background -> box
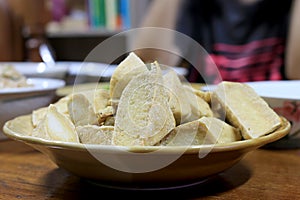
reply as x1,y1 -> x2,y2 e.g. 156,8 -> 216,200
134,0 -> 300,83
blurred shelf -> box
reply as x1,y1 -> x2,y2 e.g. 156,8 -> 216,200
46,29 -> 122,38
42,0 -> 153,63
46,29 -> 128,63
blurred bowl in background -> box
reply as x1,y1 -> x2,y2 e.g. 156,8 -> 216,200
64,61 -> 189,85
1,61 -> 189,85
0,78 -> 65,140
62,62 -> 115,84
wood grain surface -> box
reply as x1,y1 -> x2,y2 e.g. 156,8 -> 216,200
1,139 -> 300,199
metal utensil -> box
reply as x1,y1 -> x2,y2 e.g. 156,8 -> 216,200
39,43 -> 56,67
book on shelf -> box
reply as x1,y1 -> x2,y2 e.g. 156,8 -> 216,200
119,0 -> 131,29
87,0 -> 131,31
105,0 -> 117,30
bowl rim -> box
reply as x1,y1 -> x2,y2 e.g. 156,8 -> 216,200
3,114 -> 291,154
0,78 -> 65,94
0,61 -> 69,74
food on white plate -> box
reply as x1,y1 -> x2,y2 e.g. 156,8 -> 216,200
30,52 -> 284,146
0,65 -> 32,89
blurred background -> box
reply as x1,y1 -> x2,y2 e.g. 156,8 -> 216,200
1,0 -> 298,84
0,0 -> 152,63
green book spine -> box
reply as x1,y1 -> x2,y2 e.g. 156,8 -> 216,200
98,0 -> 106,28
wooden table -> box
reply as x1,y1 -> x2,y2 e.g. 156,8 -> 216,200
1,139 -> 300,199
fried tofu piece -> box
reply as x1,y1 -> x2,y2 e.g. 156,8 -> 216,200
198,117 -> 241,143
78,89 -> 110,112
183,85 -> 214,120
183,84 -> 212,103
163,70 -> 192,125
32,113 -> 50,140
53,94 -> 71,115
93,89 -> 111,113
32,104 -> 79,143
77,125 -> 113,145
112,62 -> 176,146
32,107 -> 48,128
32,95 -> 71,127
109,52 -> 148,102
158,116 -> 241,146
212,81 -> 281,139
164,82 -> 213,124
67,93 -> 98,126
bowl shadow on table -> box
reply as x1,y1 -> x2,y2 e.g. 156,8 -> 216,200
41,161 -> 252,199
261,137 -> 300,149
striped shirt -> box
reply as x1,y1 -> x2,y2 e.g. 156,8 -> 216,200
175,0 -> 292,84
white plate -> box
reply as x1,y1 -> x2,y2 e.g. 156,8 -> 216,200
201,80 -> 300,100
245,80 -> 300,100
0,62 -> 69,79
0,78 -> 65,139
0,78 -> 65,100
0,61 -> 189,84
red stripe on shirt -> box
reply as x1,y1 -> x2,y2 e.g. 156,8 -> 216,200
213,37 -> 284,53
192,37 -> 285,83
209,45 -> 284,69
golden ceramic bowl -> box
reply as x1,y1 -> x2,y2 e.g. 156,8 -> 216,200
3,114 -> 290,189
